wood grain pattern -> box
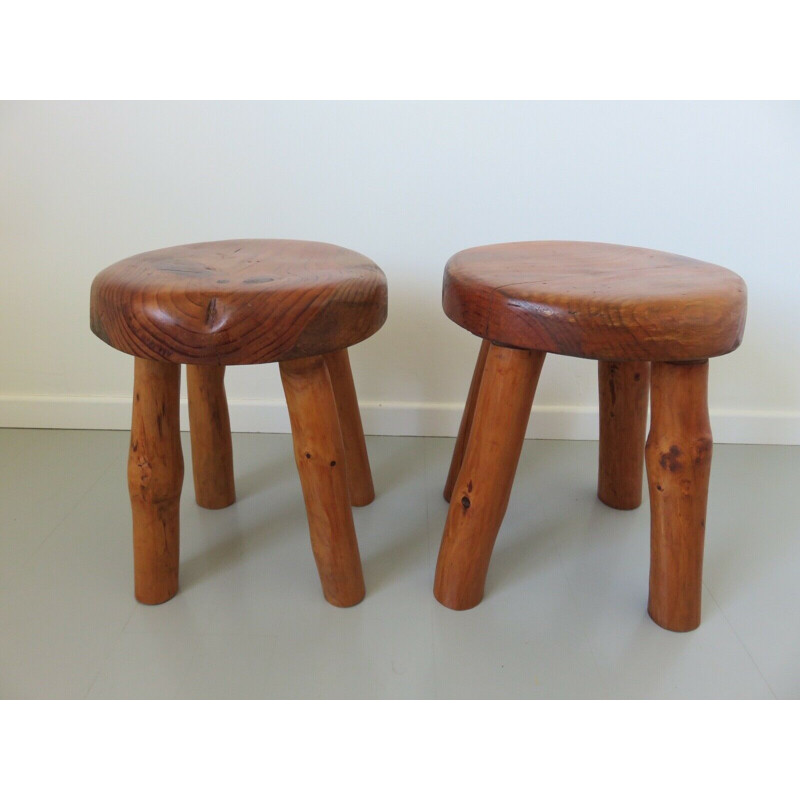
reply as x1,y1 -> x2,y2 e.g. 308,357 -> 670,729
597,360 -> 650,510
443,241 -> 747,361
436,241 -> 744,629
187,365 -> 235,510
128,358 -> 183,605
91,239 -> 388,364
280,355 -> 366,607
646,361 -> 712,632
324,348 -> 375,507
434,344 -> 546,610
443,338 -> 490,503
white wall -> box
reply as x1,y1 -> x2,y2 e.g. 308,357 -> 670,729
1,101 -> 798,443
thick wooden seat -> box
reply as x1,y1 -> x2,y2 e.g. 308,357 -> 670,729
90,239 -> 385,609
444,241 -> 747,361
436,241 -> 748,633
90,239 -> 387,364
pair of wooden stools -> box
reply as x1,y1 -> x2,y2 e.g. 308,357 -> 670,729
90,239 -> 746,632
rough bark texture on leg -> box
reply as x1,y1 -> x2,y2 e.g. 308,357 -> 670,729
444,339 -> 490,503
280,356 -> 366,607
187,364 -> 235,510
646,360 -> 712,632
434,344 -> 546,610
324,348 -> 375,507
598,360 -> 650,510
128,358 -> 184,605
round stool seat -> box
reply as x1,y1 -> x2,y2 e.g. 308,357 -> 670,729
90,239 -> 387,364
443,241 -> 747,361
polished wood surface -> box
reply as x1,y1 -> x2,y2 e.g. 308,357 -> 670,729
434,344 -> 546,610
444,241 -> 747,361
436,240 -> 746,630
443,339 -> 490,503
92,239 -> 382,607
597,360 -> 650,510
91,239 -> 388,364
128,359 -> 183,605
187,365 -> 235,510
280,355 -> 366,607
646,361 -> 712,632
324,349 -> 375,507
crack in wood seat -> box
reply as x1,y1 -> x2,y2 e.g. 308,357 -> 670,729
90,239 -> 386,608
436,240 -> 747,632
91,239 -> 387,364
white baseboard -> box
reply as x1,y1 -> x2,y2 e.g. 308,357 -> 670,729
1,394 -> 799,444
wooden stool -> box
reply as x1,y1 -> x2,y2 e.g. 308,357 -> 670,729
90,239 -> 387,607
435,241 -> 747,631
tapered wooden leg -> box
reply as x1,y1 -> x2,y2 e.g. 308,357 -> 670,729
324,349 -> 375,507
187,365 -> 235,510
434,344 -> 546,610
128,358 -> 183,605
280,355 -> 365,607
598,360 -> 650,510
444,339 -> 490,502
646,361 -> 712,632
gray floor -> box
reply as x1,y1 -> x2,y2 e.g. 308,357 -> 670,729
0,428 -> 797,699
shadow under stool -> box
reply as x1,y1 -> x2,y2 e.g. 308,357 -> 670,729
90,239 -> 387,607
435,241 -> 747,631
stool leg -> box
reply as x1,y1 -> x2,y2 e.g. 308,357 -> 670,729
434,344 -> 546,610
597,360 -> 650,509
324,348 -> 375,507
280,355 -> 365,607
187,365 -> 235,509
128,358 -> 183,605
444,339 -> 490,502
645,361 -> 712,632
